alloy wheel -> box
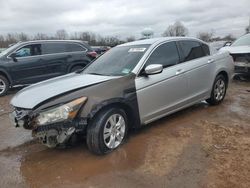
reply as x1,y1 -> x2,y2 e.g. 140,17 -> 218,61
0,79 -> 6,95
214,79 -> 226,101
103,114 -> 126,149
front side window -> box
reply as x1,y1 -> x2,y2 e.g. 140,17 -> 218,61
42,43 -> 67,54
15,44 -> 41,57
144,42 -> 180,68
179,41 -> 206,62
83,44 -> 149,76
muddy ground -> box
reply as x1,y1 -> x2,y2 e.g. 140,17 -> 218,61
0,79 -> 249,188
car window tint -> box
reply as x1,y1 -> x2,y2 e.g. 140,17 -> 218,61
15,44 -> 41,57
42,43 -> 67,54
179,41 -> 206,62
145,42 -> 179,68
66,43 -> 86,52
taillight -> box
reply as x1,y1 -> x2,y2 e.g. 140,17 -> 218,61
87,51 -> 97,59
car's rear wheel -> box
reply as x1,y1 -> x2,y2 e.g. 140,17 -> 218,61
86,107 -> 128,155
0,75 -> 9,96
206,74 -> 227,105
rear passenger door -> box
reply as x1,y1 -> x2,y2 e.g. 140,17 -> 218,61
136,41 -> 189,124
41,42 -> 69,79
177,40 -> 213,101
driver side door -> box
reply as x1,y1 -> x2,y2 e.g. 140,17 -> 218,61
135,41 -> 189,124
9,43 -> 49,84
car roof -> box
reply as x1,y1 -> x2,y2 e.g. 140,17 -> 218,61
119,37 -> 205,47
19,40 -> 88,45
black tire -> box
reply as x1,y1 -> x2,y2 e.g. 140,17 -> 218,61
70,65 -> 85,73
86,108 -> 128,155
0,75 -> 9,96
206,74 -> 227,105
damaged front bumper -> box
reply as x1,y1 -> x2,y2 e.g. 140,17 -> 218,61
10,109 -> 88,148
234,61 -> 250,74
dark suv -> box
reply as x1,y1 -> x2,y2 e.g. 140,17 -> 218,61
0,40 -> 97,96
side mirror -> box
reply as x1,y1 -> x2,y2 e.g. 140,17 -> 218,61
224,42 -> 232,47
10,53 -> 18,62
144,64 -> 163,75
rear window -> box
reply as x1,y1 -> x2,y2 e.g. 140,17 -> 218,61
42,43 -> 67,54
179,41 -> 207,62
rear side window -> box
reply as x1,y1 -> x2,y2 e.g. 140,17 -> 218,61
145,42 -> 180,68
66,43 -> 87,52
15,44 -> 41,57
178,41 -> 207,62
42,43 -> 67,54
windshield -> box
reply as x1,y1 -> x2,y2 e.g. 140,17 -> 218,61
231,34 -> 250,47
0,43 -> 20,57
83,44 -> 149,76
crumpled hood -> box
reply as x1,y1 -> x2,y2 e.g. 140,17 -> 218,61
11,73 -> 117,109
220,45 -> 250,54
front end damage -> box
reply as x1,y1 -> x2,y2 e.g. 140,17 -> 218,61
10,97 -> 88,148
231,53 -> 250,74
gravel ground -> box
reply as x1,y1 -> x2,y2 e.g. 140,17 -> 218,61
0,79 -> 249,188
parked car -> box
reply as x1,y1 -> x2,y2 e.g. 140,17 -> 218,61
220,33 -> 250,74
10,37 -> 234,154
0,40 -> 97,96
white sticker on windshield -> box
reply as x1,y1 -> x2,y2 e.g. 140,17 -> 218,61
128,48 -> 146,52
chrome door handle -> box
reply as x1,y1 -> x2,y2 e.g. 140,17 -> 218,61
176,69 -> 184,75
208,59 -> 215,63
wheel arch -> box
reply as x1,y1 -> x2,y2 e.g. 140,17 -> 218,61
0,69 -> 12,86
87,100 -> 140,129
216,70 -> 229,87
67,61 -> 89,73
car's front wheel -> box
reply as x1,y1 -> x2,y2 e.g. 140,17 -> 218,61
206,74 -> 227,105
86,107 -> 128,155
0,75 -> 9,96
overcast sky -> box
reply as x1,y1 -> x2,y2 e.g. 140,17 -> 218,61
1,0 -> 250,39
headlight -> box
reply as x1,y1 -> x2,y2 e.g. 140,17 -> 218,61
36,97 -> 87,126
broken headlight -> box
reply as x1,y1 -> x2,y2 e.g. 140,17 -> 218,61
36,97 -> 87,126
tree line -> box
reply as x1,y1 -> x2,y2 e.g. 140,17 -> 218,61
0,30 -> 132,48
1,20 -> 249,48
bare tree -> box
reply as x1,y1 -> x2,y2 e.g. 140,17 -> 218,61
162,21 -> 188,37
197,31 -> 214,42
33,33 -> 49,40
55,29 -> 68,40
222,34 -> 236,41
0,30 -> 126,47
17,32 -> 29,41
126,36 -> 135,42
